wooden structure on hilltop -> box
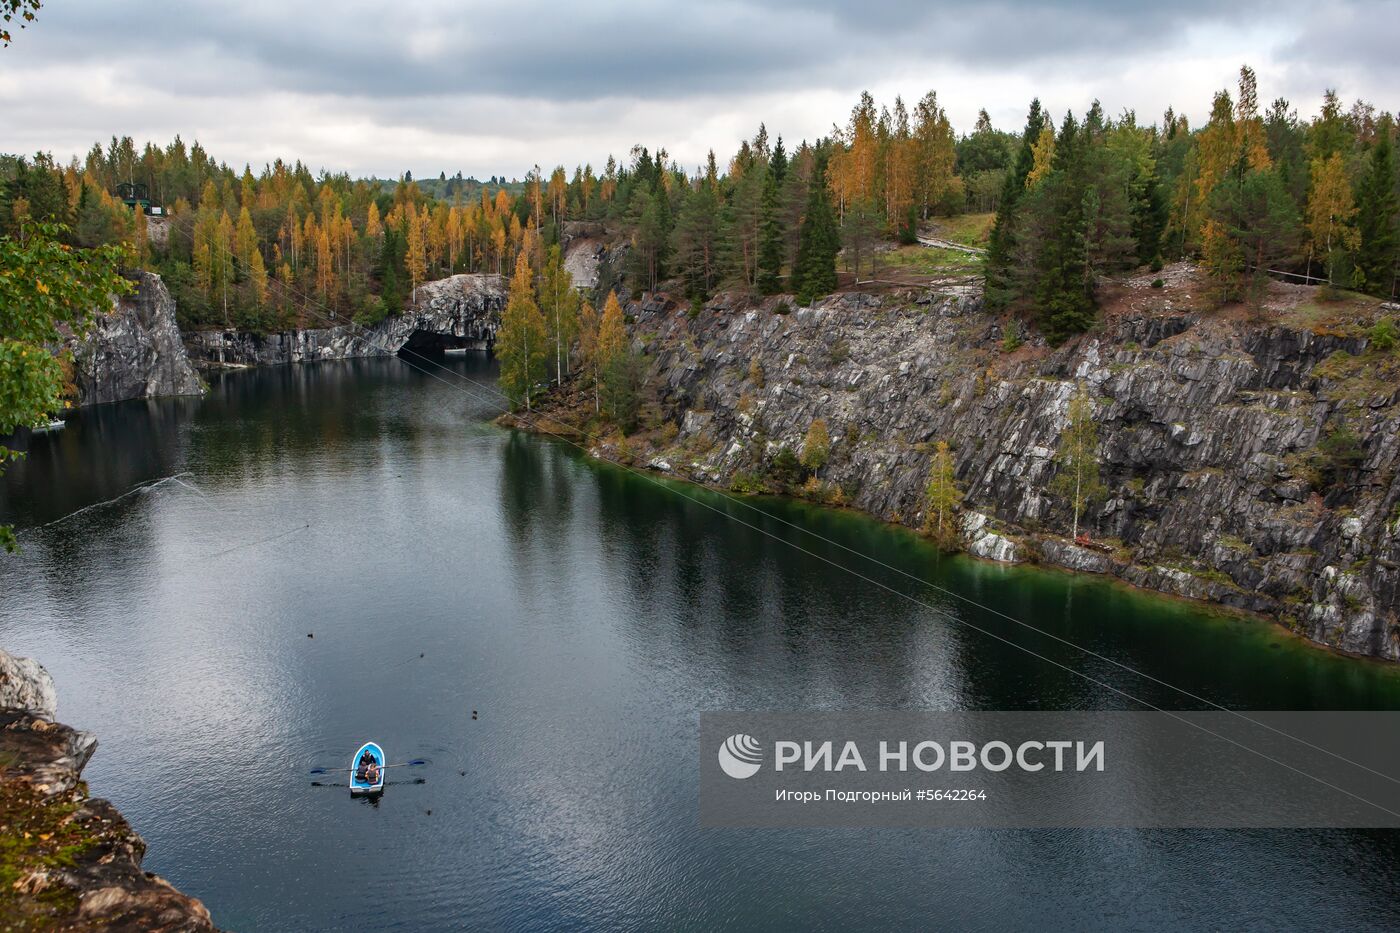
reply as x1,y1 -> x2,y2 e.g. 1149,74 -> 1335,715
115,182 -> 165,216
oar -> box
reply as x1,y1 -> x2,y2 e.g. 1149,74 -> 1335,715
308,759 -> 427,775
310,778 -> 426,788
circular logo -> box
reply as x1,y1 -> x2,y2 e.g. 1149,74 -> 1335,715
718,733 -> 763,779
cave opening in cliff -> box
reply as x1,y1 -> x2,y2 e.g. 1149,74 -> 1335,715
398,329 -> 488,357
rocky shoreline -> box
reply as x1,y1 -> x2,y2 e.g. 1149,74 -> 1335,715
514,269 -> 1400,660
0,649 -> 218,931
64,262 -> 1400,661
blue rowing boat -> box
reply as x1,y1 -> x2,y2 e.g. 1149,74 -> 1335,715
350,741 -> 385,796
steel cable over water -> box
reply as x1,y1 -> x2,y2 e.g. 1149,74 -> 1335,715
155,215 -> 1400,814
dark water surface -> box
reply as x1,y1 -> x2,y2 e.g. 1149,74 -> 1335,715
4,356 -> 1400,931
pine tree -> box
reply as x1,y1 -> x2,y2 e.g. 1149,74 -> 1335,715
841,198 -> 881,281
1201,218 -> 1243,304
1051,383 -> 1104,541
496,252 -> 548,410
1309,90 -> 1351,162
923,440 -> 962,546
1355,124 -> 1398,297
1206,168 -> 1301,307
671,169 -> 723,300
629,189 -> 669,293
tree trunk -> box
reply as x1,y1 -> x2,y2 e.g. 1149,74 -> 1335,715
1072,465 -> 1082,541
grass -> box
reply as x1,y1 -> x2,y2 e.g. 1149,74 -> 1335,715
930,212 -> 995,248
1275,287 -> 1382,336
879,244 -> 983,276
0,780 -> 97,929
1312,347 -> 1400,404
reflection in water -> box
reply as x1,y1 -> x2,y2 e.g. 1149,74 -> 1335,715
3,354 -> 1400,931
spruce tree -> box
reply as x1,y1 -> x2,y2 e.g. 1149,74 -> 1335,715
790,157 -> 838,305
1355,123 -> 1398,297
756,166 -> 784,294
1132,163 -> 1167,264
1030,113 -> 1096,342
985,99 -> 1045,308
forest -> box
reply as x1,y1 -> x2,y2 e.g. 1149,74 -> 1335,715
1,65 -> 1397,351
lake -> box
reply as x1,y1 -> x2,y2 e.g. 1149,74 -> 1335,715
3,354 -> 1400,931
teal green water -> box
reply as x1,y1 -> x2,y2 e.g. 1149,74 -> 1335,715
3,354 -> 1400,931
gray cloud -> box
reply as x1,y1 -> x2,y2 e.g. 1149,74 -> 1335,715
12,0 -> 1286,100
2,0 -> 1396,177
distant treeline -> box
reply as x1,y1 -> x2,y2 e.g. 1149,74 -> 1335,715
1,65 -> 1396,341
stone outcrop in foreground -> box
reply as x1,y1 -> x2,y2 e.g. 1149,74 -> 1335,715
548,271 -> 1400,660
0,648 -> 218,931
68,271 -> 205,406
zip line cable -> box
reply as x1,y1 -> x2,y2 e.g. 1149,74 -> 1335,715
158,214 -> 1400,807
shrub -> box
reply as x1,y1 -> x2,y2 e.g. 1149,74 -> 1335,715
1369,318 -> 1397,352
1001,318 -> 1023,352
730,471 -> 766,494
801,418 -> 831,472
1151,278 -> 1165,289
1149,256 -> 1164,273
773,300 -> 791,316
768,445 -> 805,491
601,352 -> 645,433
1315,424 -> 1364,488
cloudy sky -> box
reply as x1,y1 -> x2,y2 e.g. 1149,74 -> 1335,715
3,0 -> 1397,179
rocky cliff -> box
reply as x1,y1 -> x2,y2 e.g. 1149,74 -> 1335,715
183,273 -> 507,367
67,272 -> 205,406
0,648 -> 218,931
548,266 -> 1400,660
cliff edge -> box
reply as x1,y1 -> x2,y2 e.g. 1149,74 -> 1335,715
0,648 -> 218,931
66,271 -> 205,407
520,265 -> 1400,660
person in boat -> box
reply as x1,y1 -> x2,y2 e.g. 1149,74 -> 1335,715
357,750 -> 375,782
365,759 -> 381,784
